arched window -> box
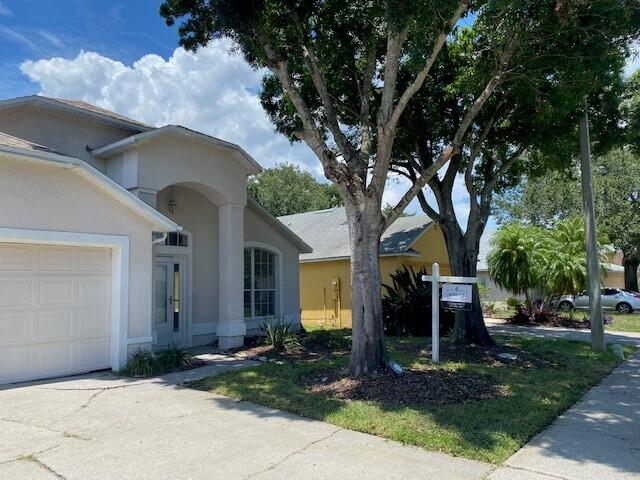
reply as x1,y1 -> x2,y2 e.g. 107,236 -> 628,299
244,247 -> 278,318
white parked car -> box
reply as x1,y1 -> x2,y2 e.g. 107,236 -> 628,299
558,289 -> 640,314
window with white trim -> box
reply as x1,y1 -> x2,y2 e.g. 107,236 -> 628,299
244,247 -> 278,318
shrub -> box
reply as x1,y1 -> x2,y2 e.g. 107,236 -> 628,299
122,350 -> 157,377
121,346 -> 193,378
156,345 -> 191,371
531,308 -> 562,325
506,297 -> 521,309
306,328 -> 351,350
263,319 -> 302,352
478,283 -> 498,315
382,265 -> 454,337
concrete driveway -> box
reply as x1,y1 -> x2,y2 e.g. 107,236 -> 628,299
0,355 -> 491,480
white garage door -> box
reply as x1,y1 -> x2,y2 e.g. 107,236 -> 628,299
0,243 -> 111,384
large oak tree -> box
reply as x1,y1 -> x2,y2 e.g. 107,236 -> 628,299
392,1 -> 639,343
160,0 -> 639,373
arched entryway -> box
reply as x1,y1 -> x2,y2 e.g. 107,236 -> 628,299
153,182 -> 246,348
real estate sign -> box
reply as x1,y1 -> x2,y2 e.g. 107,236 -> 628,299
441,283 -> 472,311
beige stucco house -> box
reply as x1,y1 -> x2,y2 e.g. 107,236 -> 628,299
0,95 -> 310,385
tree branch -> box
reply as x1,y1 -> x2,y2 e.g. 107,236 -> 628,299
356,27 -> 378,175
291,14 -> 356,163
464,104 -> 502,197
387,0 -> 469,132
382,37 -> 518,231
417,190 -> 441,222
257,28 -> 347,186
370,1 -> 468,203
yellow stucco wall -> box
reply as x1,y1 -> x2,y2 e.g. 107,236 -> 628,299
604,271 -> 625,289
300,224 -> 451,328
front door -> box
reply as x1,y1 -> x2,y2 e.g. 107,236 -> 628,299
154,256 -> 185,347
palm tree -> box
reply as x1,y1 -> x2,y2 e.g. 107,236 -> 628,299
487,223 -> 545,307
541,217 -> 606,296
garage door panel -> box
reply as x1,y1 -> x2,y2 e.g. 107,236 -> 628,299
0,278 -> 34,307
0,311 -> 33,343
39,278 -> 74,305
35,310 -> 74,341
0,243 -> 112,384
76,306 -> 110,339
77,278 -> 110,304
0,346 -> 34,384
35,343 -> 74,377
75,339 -> 110,371
78,248 -> 110,273
0,244 -> 35,271
39,246 -> 74,272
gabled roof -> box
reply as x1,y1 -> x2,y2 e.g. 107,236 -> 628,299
248,198 -> 312,253
0,130 -> 179,232
0,96 -> 152,132
91,125 -> 262,175
278,207 -> 433,262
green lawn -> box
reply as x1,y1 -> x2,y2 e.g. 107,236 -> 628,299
607,313 -> 640,332
560,312 -> 640,333
191,331 -> 631,464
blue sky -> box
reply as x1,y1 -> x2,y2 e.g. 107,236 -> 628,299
0,0 -> 179,97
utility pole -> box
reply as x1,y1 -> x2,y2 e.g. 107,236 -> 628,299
579,99 -> 605,352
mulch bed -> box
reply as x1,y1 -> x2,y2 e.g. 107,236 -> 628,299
228,332 -> 350,362
302,368 -> 505,407
508,315 -> 614,330
506,307 -> 614,330
394,341 -> 560,369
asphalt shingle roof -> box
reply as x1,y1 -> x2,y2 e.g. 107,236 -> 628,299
43,97 -> 153,129
278,207 -> 433,262
0,131 -> 60,154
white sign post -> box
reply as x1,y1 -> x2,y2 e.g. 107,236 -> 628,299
422,263 -> 477,363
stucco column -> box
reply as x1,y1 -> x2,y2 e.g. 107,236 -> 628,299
217,203 -> 246,349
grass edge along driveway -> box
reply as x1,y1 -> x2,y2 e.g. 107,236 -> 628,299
192,333 -> 632,464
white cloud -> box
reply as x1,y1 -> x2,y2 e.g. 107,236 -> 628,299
0,2 -> 12,17
20,40 -> 317,170
20,40 -> 472,221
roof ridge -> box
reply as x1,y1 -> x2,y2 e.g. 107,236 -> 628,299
41,96 -> 153,129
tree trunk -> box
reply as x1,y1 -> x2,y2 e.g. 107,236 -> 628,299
623,253 -> 639,292
443,227 -> 495,346
345,204 -> 386,376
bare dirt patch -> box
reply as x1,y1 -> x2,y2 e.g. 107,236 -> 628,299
302,368 -> 505,407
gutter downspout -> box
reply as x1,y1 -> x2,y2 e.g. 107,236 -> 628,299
152,232 -> 168,245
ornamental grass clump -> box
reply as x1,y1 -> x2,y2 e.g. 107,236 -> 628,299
262,319 -> 302,353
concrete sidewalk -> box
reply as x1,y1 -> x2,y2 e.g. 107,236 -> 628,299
0,357 -> 491,480
486,319 -> 640,346
485,324 -> 640,480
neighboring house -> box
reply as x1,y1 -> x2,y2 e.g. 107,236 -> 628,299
278,207 -> 450,327
0,95 -> 310,385
477,230 -> 626,302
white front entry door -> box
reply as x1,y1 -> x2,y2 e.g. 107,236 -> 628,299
0,243 -> 111,384
154,256 -> 185,347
